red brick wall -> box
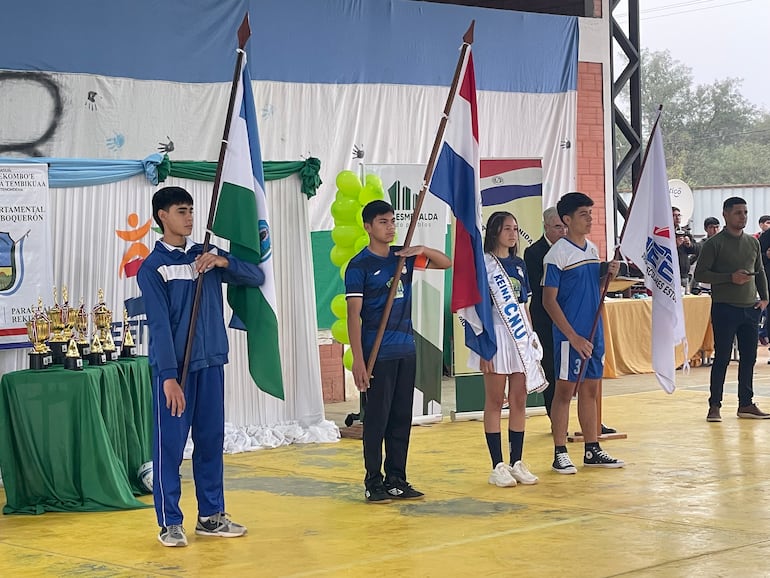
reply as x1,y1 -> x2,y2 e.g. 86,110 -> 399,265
319,342 -> 345,402
576,61 -> 608,258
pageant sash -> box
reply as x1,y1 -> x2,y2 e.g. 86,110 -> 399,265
486,253 -> 548,394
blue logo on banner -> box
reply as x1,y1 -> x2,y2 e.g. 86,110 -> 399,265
0,231 -> 26,295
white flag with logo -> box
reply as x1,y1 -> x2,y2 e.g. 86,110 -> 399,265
619,124 -> 686,393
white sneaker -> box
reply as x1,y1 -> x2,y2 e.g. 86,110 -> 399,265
488,462 -> 517,487
508,461 -> 538,485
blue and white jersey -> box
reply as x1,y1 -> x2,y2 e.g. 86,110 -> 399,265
542,237 -> 603,345
345,246 -> 416,361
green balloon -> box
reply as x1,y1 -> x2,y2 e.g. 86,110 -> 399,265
340,260 -> 349,281
332,225 -> 364,248
355,208 -> 364,228
331,318 -> 350,344
358,183 -> 385,207
330,293 -> 347,319
343,347 -> 354,371
330,197 -> 360,225
354,234 -> 369,252
336,171 -> 362,199
365,173 -> 384,195
329,244 -> 354,267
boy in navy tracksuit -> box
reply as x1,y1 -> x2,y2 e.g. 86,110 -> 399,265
137,186 -> 264,547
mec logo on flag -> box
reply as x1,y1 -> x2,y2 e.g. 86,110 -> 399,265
645,230 -> 676,298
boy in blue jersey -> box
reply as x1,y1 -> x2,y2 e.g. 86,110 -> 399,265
345,200 -> 451,503
542,192 -> 623,474
137,186 -> 265,546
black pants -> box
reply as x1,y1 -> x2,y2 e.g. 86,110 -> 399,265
534,323 -> 555,416
710,302 -> 760,408
363,355 -> 416,488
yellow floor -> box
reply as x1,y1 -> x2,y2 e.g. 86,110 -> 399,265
3,361 -> 770,577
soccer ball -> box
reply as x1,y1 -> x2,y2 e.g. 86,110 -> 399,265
137,461 -> 153,492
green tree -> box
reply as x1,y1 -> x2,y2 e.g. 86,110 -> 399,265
638,49 -> 770,186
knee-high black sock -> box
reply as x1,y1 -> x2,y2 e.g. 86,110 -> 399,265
508,430 -> 524,464
485,432 -> 503,468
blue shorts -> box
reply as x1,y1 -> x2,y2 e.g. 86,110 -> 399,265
554,339 -> 605,381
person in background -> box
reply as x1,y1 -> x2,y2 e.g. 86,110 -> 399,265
758,220 -> 770,349
673,206 -> 697,292
754,215 -> 770,239
523,207 -> 565,421
525,207 -> 618,436
700,217 -> 721,248
691,217 -> 721,296
694,196 -> 769,422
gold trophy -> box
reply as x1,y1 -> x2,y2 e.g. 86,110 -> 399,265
120,308 -> 136,358
26,297 -> 52,369
93,288 -> 118,361
47,286 -> 69,364
64,337 -> 83,371
75,297 -> 91,358
89,316 -> 106,366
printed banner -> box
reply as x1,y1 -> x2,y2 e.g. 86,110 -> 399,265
0,164 -> 53,348
368,164 -> 449,418
453,159 -> 543,375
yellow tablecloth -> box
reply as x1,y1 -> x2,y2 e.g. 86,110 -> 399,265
603,294 -> 713,378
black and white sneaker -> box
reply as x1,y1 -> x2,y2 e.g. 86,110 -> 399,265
384,478 -> 425,500
365,483 -> 392,504
552,451 -> 577,474
584,447 -> 625,468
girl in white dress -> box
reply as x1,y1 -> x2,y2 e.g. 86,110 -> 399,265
468,211 -> 543,487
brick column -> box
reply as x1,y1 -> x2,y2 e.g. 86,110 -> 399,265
576,61 -> 608,258
319,342 -> 345,402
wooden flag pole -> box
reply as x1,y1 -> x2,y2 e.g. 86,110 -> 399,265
363,21 -> 475,380
356,20 -> 476,376
569,105 -> 663,442
178,14 -> 251,391
340,22 -> 476,439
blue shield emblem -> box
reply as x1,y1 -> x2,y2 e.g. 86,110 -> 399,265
0,232 -> 24,294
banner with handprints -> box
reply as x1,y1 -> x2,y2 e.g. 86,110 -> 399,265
0,164 -> 53,348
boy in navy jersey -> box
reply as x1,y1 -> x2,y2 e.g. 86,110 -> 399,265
345,200 -> 451,503
542,192 -> 623,474
138,186 -> 264,546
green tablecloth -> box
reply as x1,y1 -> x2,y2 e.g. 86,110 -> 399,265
0,357 -> 153,514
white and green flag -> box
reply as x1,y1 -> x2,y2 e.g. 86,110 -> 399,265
212,55 -> 284,400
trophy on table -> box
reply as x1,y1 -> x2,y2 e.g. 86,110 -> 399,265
25,297 -> 53,370
120,307 -> 137,358
47,286 -> 71,364
74,297 -> 91,359
64,337 -> 83,371
88,315 -> 106,366
93,288 -> 119,362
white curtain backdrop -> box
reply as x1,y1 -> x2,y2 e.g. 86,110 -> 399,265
0,73 -> 576,232
0,172 -> 338,455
